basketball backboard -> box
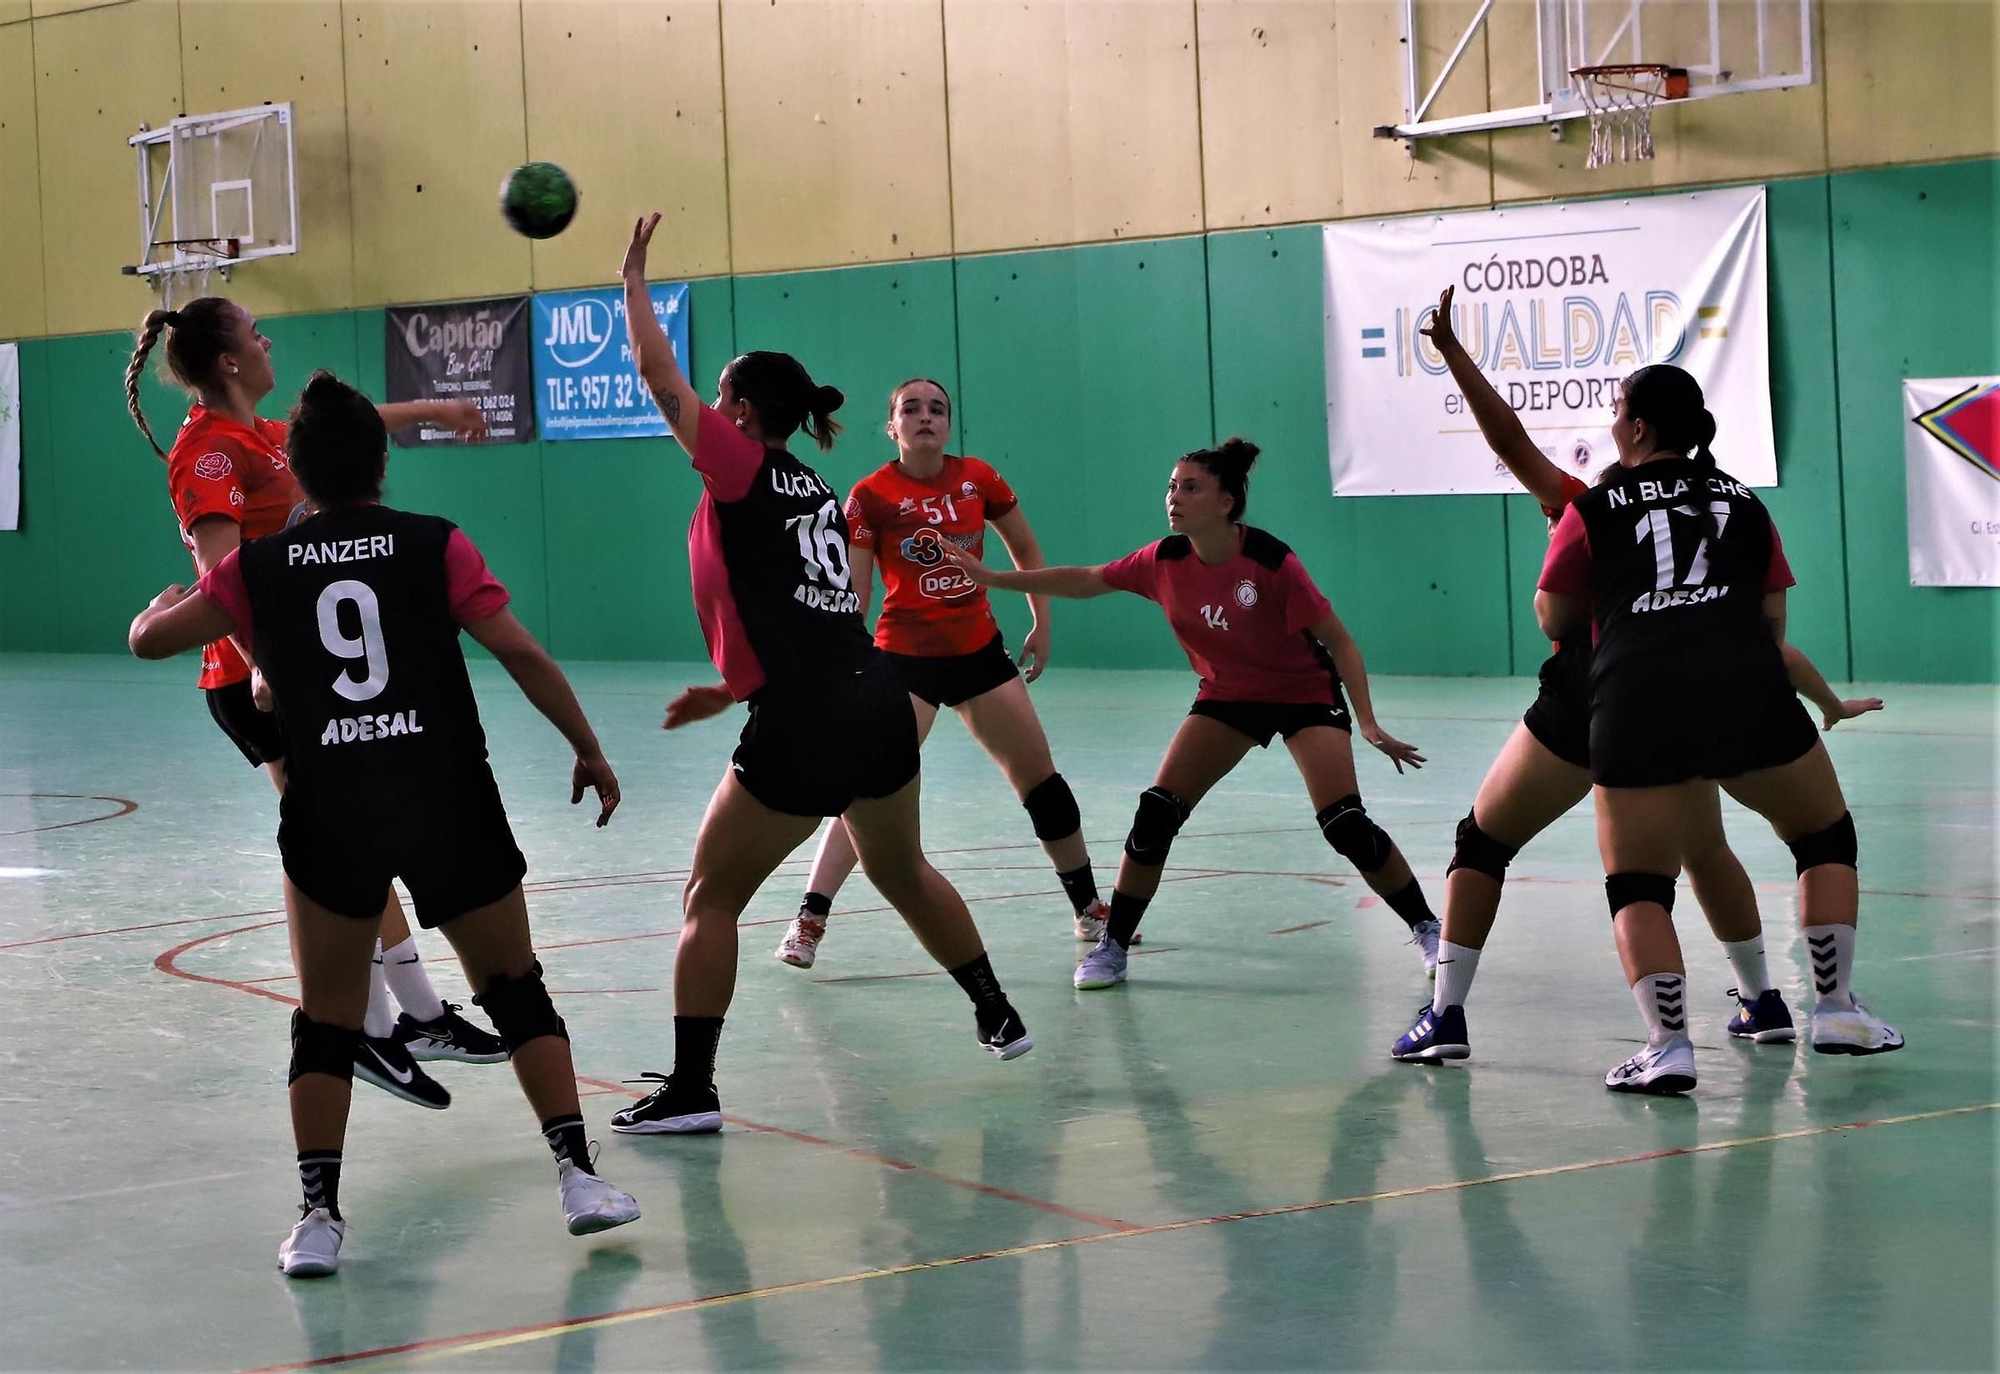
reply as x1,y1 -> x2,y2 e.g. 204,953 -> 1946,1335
127,103 -> 298,302
1374,0 -> 1814,143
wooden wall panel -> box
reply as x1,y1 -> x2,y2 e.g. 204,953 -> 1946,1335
1195,0 -> 1344,228
522,0 -> 730,289
0,2 -> 32,26
341,0 -> 530,306
721,0 -> 951,273
28,0 -> 123,14
0,21 -> 46,336
1825,0 -> 1998,169
178,0 -> 354,316
1334,0 -> 1494,219
945,0 -> 1204,252
31,0 -> 183,336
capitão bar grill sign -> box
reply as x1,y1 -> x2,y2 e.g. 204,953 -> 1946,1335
385,296 -> 535,445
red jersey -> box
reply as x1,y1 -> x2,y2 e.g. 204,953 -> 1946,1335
1102,526 -> 1339,705
165,405 -> 301,688
845,455 -> 1019,656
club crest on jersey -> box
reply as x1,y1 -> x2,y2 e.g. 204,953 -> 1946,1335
194,452 -> 233,481
1234,579 -> 1258,608
960,481 -> 977,498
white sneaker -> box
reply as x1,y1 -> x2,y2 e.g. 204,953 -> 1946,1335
1074,899 -> 1109,942
558,1160 -> 641,1235
1411,919 -> 1442,979
1073,935 -> 1129,990
775,917 -> 825,969
278,1207 -> 345,1277
1604,1036 -> 1697,1095
1811,998 -> 1905,1056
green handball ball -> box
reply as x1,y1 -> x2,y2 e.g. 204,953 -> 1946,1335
500,162 -> 578,240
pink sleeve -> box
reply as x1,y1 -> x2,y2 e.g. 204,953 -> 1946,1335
1538,504 -> 1594,594
444,528 -> 511,625
1764,519 -> 1796,593
193,548 -> 253,658
1280,555 -> 1334,635
1100,545 -> 1159,601
692,404 -> 766,503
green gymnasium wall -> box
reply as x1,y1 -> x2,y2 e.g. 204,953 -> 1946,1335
2,160 -> 1994,682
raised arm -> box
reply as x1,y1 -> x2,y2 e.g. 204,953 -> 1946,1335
1419,285 -> 1572,510
375,399 -> 488,440
463,609 -> 620,826
1308,608 -> 1425,773
620,213 -> 703,461
945,544 -> 1113,599
989,506 -> 1055,679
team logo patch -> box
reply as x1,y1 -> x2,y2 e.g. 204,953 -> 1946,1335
1234,579 -> 1258,608
898,497 -> 917,514
961,481 -> 977,498
194,452 -> 233,481
1570,439 -> 1593,471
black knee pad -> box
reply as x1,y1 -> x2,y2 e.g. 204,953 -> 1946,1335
1787,811 -> 1857,876
1605,872 -> 1677,918
472,960 -> 567,1054
288,1009 -> 359,1085
1317,795 -> 1392,872
1020,773 -> 1082,842
1446,811 -> 1519,882
1124,786 -> 1192,867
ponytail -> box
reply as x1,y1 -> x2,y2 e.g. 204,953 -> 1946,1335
1691,406 -> 1718,467
801,383 -> 845,453
126,309 -> 178,459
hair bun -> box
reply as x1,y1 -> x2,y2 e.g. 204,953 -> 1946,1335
814,383 -> 845,412
1217,436 -> 1260,470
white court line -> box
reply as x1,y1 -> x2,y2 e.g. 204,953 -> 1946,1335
1895,945 -> 2000,962
0,1168 -> 258,1208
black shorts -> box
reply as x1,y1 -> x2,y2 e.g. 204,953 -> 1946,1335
206,680 -> 287,766
884,632 -> 1020,709
1189,694 -> 1352,749
733,659 -> 922,817
278,773 -> 528,927
1521,645 -> 1591,770
1589,682 -> 1819,788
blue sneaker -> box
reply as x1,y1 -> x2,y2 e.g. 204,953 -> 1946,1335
1391,1002 -> 1469,1061
1073,935 -> 1128,990
1726,988 -> 1797,1044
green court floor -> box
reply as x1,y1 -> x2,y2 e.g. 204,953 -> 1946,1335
1,656 -> 1993,1371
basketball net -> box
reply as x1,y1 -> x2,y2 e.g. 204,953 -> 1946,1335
152,238 -> 240,309
1572,65 -> 1677,169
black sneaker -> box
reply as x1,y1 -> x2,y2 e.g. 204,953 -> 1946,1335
976,1003 -> 1033,1061
394,1003 -> 509,1063
353,1034 -> 452,1109
608,1073 -> 723,1135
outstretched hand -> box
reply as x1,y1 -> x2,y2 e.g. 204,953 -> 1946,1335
1417,285 -> 1458,349
1823,696 -> 1884,730
1362,722 -> 1426,774
663,683 -> 735,730
571,751 -> 620,827
432,400 -> 489,440
942,546 -> 996,586
621,213 -> 661,280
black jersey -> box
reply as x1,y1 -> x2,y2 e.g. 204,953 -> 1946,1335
690,406 -> 878,698
236,505 -> 493,798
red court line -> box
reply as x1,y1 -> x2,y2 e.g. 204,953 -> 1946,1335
238,1099 -> 2000,1373
0,792 -> 139,839
0,905 -> 285,952
155,920 -> 297,1006
574,1077 -> 1136,1234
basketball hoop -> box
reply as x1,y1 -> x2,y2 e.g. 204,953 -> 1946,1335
122,236 -> 241,308
1571,64 -> 1689,168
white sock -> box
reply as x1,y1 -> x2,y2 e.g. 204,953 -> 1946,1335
1432,941 -> 1482,1014
1806,923 -> 1857,1009
380,935 -> 446,1022
1723,935 -> 1771,998
362,942 -> 395,1038
1632,972 -> 1687,1047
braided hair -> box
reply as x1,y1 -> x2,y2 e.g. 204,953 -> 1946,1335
124,297 -> 235,459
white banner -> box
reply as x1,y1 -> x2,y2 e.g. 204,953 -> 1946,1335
1903,377 -> 2000,587
1323,186 -> 1773,496
0,343 -> 19,532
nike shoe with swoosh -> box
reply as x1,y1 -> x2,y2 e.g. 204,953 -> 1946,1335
353,1033 -> 451,1109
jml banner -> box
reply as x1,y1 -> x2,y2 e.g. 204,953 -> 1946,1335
384,296 -> 535,445
1322,185 -> 1773,496
0,343 -> 18,531
533,283 -> 690,441
1903,377 -> 2000,587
